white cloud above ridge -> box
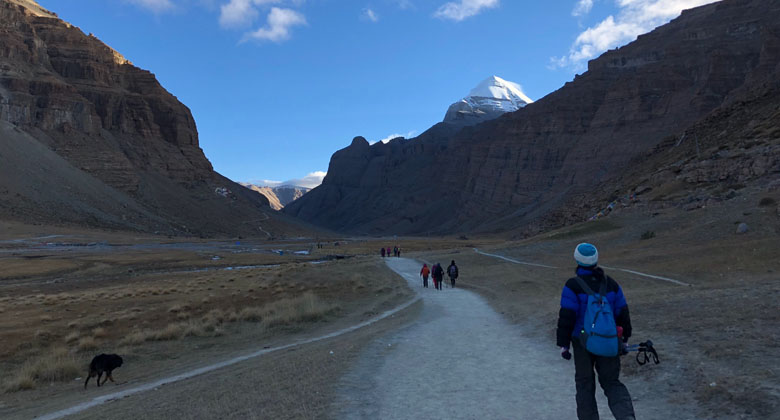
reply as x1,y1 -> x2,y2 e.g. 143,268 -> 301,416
370,131 -> 418,145
127,0 -> 175,13
553,0 -> 722,70
434,0 -> 499,22
243,7 -> 306,42
253,171 -> 327,189
572,0 -> 594,16
219,0 -> 282,28
362,8 -> 379,22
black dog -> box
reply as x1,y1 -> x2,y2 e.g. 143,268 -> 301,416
84,354 -> 123,389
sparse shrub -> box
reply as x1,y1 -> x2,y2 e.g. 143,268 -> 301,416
3,347 -> 81,392
239,307 -> 264,322
77,337 -> 98,352
261,293 -> 337,329
759,197 -> 776,207
641,230 -> 656,240
92,327 -> 108,339
119,330 -> 147,346
64,332 -> 80,344
151,323 -> 184,341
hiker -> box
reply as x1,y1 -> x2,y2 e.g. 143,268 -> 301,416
397,247 -> 401,257
393,246 -> 398,257
420,263 -> 430,288
432,263 -> 444,290
557,243 -> 635,420
447,260 -> 458,288
380,247 -> 386,258
386,247 -> 391,258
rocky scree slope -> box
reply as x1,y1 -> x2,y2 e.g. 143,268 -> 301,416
240,184 -> 311,211
0,1 -> 306,237
285,0 -> 780,236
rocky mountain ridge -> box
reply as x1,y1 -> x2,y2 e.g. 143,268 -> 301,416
0,0 -> 309,237
285,0 -> 780,236
240,184 -> 311,210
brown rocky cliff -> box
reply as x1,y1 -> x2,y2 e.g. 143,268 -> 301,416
285,0 -> 780,235
0,0 -> 211,192
0,0 -> 308,237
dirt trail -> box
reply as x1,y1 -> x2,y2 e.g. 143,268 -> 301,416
330,258 -> 615,419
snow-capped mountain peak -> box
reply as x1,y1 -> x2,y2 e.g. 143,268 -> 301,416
444,76 -> 533,126
468,76 -> 533,107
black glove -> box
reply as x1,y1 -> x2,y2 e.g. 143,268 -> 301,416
561,347 -> 571,360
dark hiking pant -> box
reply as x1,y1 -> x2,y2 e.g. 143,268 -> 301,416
572,340 -> 635,420
423,276 -> 429,288
449,277 -> 456,288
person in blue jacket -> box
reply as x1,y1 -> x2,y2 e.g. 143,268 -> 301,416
556,243 -> 635,420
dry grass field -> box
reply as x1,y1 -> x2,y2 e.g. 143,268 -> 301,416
0,221 -> 491,418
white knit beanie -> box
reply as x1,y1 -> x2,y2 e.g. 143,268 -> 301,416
574,243 -> 598,267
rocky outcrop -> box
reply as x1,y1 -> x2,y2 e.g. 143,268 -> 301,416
241,184 -> 311,210
286,0 -> 780,235
0,0 -> 210,192
0,1 -> 315,237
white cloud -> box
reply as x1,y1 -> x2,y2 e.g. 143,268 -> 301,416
127,0 -> 175,13
553,0 -> 722,69
253,171 -> 326,189
434,0 -> 499,22
362,8 -> 379,22
370,131 -> 417,145
572,0 -> 594,16
219,0 -> 281,28
396,0 -> 415,10
243,7 -> 307,42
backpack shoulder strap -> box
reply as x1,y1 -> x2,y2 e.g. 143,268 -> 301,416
574,276 -> 595,296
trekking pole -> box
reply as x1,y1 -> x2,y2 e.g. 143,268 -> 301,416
621,340 -> 660,366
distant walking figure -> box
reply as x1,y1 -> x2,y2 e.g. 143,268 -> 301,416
420,263 -> 430,288
387,247 -> 392,258
397,247 -> 401,257
557,243 -> 635,420
447,260 -> 459,288
381,247 -> 386,258
393,246 -> 399,257
432,263 -> 444,291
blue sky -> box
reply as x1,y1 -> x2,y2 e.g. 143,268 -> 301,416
38,0 -> 719,187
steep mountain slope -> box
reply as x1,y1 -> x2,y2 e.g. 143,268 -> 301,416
0,0 -> 308,237
443,76 -> 533,127
285,0 -> 780,235
240,184 -> 311,210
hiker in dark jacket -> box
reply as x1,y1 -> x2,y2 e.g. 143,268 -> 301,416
380,247 -> 386,258
432,263 -> 444,290
556,243 -> 635,420
447,260 -> 458,288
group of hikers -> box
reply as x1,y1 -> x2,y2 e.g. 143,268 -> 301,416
380,246 -> 401,258
419,260 -> 458,290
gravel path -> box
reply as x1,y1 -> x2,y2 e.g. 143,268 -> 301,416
331,258 -> 611,419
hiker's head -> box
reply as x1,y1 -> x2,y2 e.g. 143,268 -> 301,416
574,243 -> 598,267
451,260 -> 455,265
